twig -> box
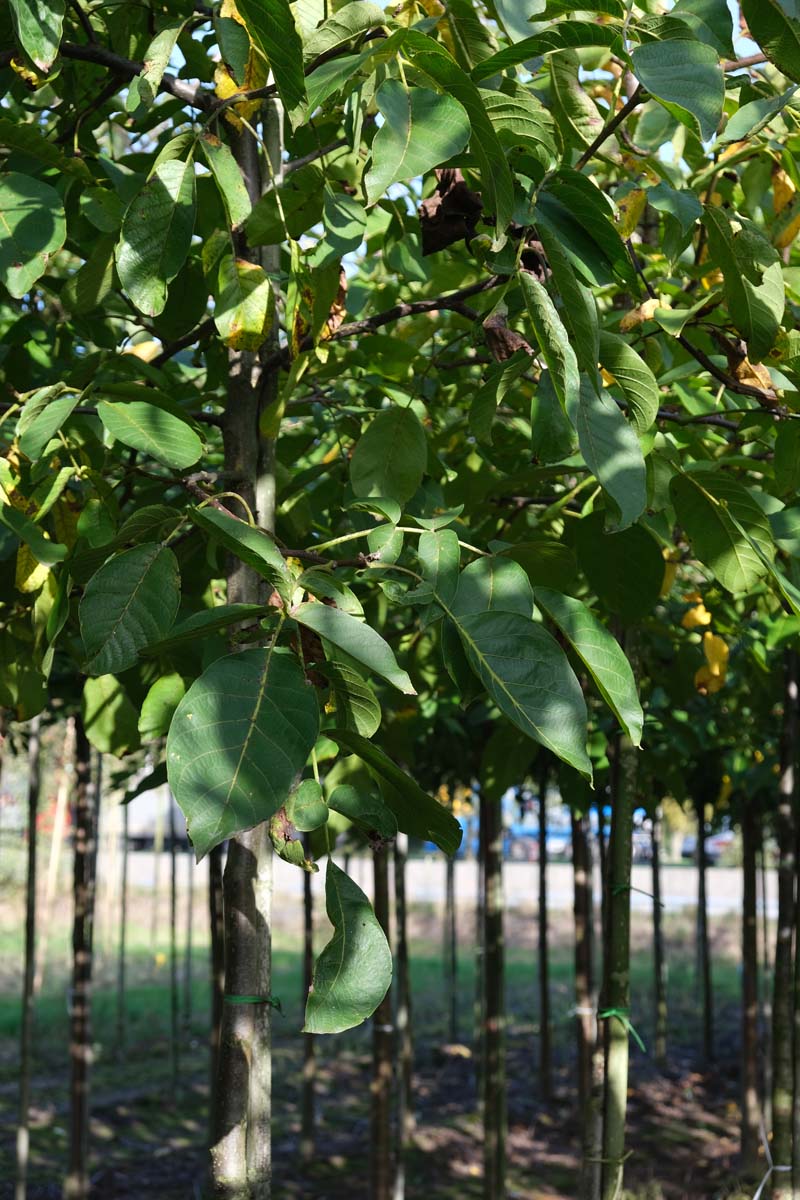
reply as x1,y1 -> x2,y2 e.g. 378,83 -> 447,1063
68,0 -> 97,43
723,53 -> 768,72
576,85 -> 643,170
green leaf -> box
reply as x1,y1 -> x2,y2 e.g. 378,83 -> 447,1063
537,224 -> 599,378
0,504 -> 66,564
775,421 -> 800,497
574,381 -> 646,531
520,272 -> 580,413
19,394 -> 80,462
320,661 -> 381,738
536,588 -> 643,745
214,254 -> 275,351
198,133 -> 253,229
0,119 -> 90,179
364,81 -> 471,205
236,0 -> 307,128
702,207 -> 784,361
408,529 -> 461,612
246,164 -> 325,245
302,3 -> 387,63
116,158 -> 196,317
480,85 -> 558,170
549,50 -> 605,150
729,508 -> 800,616
97,400 -> 203,471
327,784 -> 397,839
303,861 -> 392,1034
125,20 -> 185,110
190,505 -> 294,605
670,471 -> 774,594
574,511 -> 664,623
142,603 -> 268,656
531,369 -> 579,463
82,675 -> 140,757
8,0 -> 65,72
452,555 -> 534,617
454,609 -> 592,778
293,601 -> 416,694
671,0 -> 734,56
61,234 -> 117,315
0,173 -> 66,299
631,40 -> 724,142
404,30 -> 515,243
139,673 -> 186,740
321,188 -> 367,260
742,0 -> 800,83
327,730 -> 463,855
350,407 -> 427,506
286,779 -> 328,832
80,544 -> 181,676
716,86 -> 798,146
269,807 -> 318,872
598,332 -> 659,435
470,352 -> 529,445
473,21 -> 622,80
167,647 -> 320,859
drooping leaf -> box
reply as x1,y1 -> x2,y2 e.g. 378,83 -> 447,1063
97,400 -> 203,470
350,407 -> 427,506
320,661 -> 381,738
670,471 -> 774,594
167,647 -> 320,859
364,80 -> 471,205
406,529 -> 461,611
303,862 -> 393,1034
598,331 -> 660,435
549,50 -> 605,150
574,380 -> 646,531
742,0 -> 800,84
8,0 -> 65,72
702,206 -> 784,361
519,272 -> 580,413
116,158 -> 196,317
142,604 -> 268,656
537,225 -> 599,378
536,588 -> 643,745
18,394 -> 80,462
198,133 -> 253,229
61,234 -> 117,315
139,673 -> 186,740
302,3 -> 387,63
80,544 -> 181,676
214,254 -> 275,351
0,173 -> 66,299
190,505 -> 294,605
327,730 -> 463,854
327,784 -> 398,839
472,20 -> 621,80
531,370 -> 579,463
451,555 -> 535,618
631,39 -> 724,142
236,0 -> 307,127
286,778 -> 329,832
293,601 -> 416,694
82,674 -> 140,757
574,511 -> 664,622
454,609 -> 592,778
126,20 -> 185,110
470,351 -> 529,445
0,505 -> 66,565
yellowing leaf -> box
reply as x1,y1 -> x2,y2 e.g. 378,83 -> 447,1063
695,630 -> 728,694
16,543 -> 49,593
682,602 -> 713,629
600,367 -> 616,386
620,297 -> 660,332
735,356 -> 774,389
773,166 -> 796,215
616,188 -> 647,238
775,207 -> 800,249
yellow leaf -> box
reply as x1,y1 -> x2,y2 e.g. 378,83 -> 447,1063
754,748 -> 765,764
694,664 -> 725,695
775,206 -> 800,250
620,297 -> 660,332
773,166 -> 796,215
600,367 -> 616,386
682,602 -> 713,629
616,188 -> 647,238
16,543 -> 49,594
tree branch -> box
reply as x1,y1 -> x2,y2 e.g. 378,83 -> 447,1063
59,42 -> 210,108
576,85 -> 644,171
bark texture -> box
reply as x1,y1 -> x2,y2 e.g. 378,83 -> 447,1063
482,792 -> 506,1200
16,716 -> 41,1200
371,844 -> 394,1200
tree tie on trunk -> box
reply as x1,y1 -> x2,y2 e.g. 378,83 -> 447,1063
597,1007 -> 646,1053
224,994 -> 283,1013
752,1116 -> 791,1200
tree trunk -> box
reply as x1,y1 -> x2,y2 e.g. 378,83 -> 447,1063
652,805 -> 667,1069
538,760 -> 551,1100
116,799 -> 128,1056
772,650 -> 797,1197
475,808 -> 486,1108
35,717 -> 74,995
151,789 -> 163,955
482,791 -> 506,1200
300,836 -> 314,1165
371,843 -> 394,1200
64,720 -> 99,1200
209,103 -> 281,1200
169,802 -> 179,1094
444,852 -> 458,1044
760,821 -> 773,1132
394,832 -> 414,1200
184,841 -> 193,1033
793,806 -> 800,1195
209,842 -> 224,1142
600,728 -> 637,1200
742,794 -> 761,1178
572,810 -> 598,1200
16,715 -> 41,1200
695,793 -> 714,1064
597,800 -> 608,952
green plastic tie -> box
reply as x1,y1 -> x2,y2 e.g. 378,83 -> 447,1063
224,994 -> 284,1014
598,1006 -> 646,1053
611,883 -> 664,907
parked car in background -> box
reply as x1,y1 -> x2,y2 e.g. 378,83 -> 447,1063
681,826 -> 736,864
